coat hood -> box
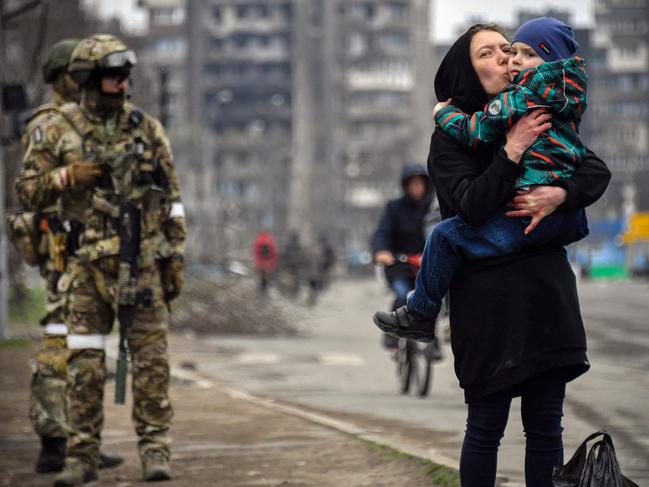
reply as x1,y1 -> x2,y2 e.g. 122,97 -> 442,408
434,28 -> 490,115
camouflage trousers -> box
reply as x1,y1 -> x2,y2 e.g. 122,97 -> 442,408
29,268 -> 70,439
65,257 -> 173,469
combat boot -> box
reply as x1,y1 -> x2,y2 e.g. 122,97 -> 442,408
35,436 -> 66,473
99,452 -> 124,469
142,450 -> 172,481
53,460 -> 98,486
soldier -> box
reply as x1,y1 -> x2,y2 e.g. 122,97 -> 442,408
16,34 -> 186,485
8,38 -> 122,475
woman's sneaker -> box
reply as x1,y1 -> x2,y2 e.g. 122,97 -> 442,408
373,306 -> 436,342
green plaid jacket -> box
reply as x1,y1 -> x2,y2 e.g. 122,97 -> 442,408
435,56 -> 588,188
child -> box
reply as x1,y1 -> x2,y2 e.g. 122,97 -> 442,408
373,17 -> 590,341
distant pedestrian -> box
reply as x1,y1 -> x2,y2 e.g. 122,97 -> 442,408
280,231 -> 304,298
317,234 -> 336,290
252,230 -> 278,295
303,235 -> 335,306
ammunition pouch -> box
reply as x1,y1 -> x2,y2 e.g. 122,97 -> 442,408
46,216 -> 84,273
6,210 -> 41,266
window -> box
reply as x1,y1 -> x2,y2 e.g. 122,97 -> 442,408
154,38 -> 187,56
257,4 -> 270,17
377,33 -> 410,53
153,7 -> 185,26
386,2 -> 406,20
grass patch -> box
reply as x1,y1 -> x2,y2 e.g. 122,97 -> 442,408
368,441 -> 460,486
0,337 -> 30,349
9,286 -> 46,326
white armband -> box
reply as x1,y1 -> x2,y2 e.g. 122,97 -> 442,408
67,334 -> 106,350
44,323 -> 68,336
169,202 -> 185,219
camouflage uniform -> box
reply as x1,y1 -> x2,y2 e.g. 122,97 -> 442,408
16,35 -> 186,482
7,39 -> 82,453
22,93 -> 73,441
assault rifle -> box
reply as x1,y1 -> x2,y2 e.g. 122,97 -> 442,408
114,201 -> 141,405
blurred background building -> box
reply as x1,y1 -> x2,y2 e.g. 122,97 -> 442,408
2,0 -> 649,281
175,0 -> 432,265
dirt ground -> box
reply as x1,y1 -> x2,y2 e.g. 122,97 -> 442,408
0,342 -> 447,487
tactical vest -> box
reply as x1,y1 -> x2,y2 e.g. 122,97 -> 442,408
56,102 -> 172,266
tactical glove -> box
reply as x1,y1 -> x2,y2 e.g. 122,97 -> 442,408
49,160 -> 101,190
161,255 -> 184,302
67,160 -> 102,187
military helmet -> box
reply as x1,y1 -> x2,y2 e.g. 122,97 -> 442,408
67,34 -> 137,86
42,38 -> 80,84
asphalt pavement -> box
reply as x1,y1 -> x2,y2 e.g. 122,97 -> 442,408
165,277 -> 649,485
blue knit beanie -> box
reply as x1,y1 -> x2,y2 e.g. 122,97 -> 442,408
512,17 -> 579,62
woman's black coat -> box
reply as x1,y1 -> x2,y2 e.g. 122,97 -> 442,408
428,131 -> 611,402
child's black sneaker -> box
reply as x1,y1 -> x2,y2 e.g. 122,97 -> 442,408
373,306 -> 436,342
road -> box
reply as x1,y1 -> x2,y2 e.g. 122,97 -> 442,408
170,277 -> 649,485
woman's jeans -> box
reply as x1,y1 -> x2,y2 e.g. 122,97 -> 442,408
408,206 -> 588,318
460,373 -> 566,487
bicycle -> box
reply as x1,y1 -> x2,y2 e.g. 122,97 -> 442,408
386,254 -> 444,398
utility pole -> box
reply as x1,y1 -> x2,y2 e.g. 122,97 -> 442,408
0,0 -> 9,338
288,0 -> 316,241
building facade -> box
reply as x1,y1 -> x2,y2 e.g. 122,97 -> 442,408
590,0 -> 649,213
184,0 -> 432,263
329,0 -> 432,255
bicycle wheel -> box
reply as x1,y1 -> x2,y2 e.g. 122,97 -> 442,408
411,341 -> 433,397
396,340 -> 413,394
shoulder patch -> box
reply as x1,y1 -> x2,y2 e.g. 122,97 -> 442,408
31,126 -> 44,144
487,99 -> 502,116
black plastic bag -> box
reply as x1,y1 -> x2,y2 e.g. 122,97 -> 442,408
553,431 -> 639,487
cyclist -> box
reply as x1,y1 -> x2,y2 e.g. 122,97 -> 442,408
371,164 -> 436,349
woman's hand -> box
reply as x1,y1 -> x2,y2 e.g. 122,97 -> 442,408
504,110 -> 552,163
374,250 -> 395,266
506,185 -> 567,235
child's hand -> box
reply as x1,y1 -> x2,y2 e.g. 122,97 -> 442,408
433,98 -> 452,116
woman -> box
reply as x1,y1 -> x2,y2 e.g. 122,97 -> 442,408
428,25 -> 610,486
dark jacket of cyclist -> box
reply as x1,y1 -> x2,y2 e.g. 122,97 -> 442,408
372,163 -> 434,308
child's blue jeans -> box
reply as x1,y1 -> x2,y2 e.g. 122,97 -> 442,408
407,206 -> 588,318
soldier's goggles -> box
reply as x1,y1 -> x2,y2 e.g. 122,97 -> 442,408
99,50 -> 138,70
101,69 -> 131,83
